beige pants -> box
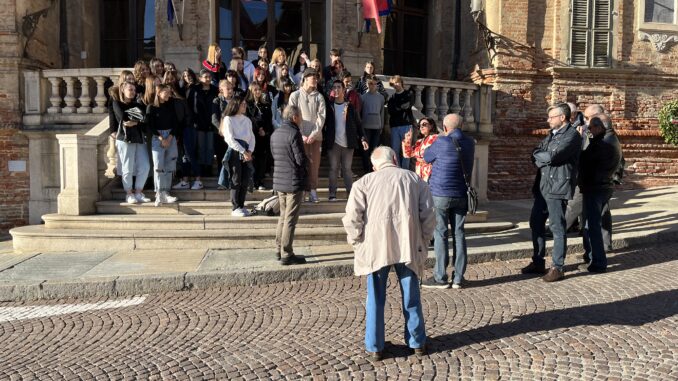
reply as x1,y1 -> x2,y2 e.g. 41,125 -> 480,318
276,191 -> 304,259
303,140 -> 322,190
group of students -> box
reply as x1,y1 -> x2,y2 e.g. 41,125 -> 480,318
107,45 -> 421,215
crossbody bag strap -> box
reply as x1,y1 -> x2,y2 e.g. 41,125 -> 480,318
451,137 -> 471,187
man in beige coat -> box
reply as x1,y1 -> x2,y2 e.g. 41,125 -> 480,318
342,146 -> 436,361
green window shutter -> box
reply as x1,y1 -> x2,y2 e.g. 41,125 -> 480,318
569,0 -> 612,67
592,0 -> 611,67
570,0 -> 591,66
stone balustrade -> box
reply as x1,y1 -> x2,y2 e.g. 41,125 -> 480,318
23,68 -> 130,126
376,74 -> 491,134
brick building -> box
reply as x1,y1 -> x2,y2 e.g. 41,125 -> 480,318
1,0 -> 677,234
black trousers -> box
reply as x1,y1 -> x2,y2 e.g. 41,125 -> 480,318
228,154 -> 253,210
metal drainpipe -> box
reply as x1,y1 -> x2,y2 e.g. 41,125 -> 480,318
451,0 -> 461,80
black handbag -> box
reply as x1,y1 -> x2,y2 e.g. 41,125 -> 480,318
452,137 -> 478,215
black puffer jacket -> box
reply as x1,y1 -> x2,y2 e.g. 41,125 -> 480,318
271,120 -> 308,193
578,128 -> 622,193
532,123 -> 581,200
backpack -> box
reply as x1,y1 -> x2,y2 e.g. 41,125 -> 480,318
255,194 -> 280,216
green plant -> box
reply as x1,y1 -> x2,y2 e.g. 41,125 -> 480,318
658,100 -> 678,145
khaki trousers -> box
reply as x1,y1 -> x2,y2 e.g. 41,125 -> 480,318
276,191 -> 304,259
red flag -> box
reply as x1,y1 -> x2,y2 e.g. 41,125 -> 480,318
362,0 -> 382,33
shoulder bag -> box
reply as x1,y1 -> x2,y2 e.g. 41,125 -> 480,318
452,137 -> 478,215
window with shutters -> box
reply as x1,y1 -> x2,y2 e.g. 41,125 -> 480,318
639,0 -> 678,32
569,0 -> 612,67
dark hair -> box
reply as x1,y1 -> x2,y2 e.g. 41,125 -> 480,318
332,79 -> 345,88
340,70 -> 352,80
223,95 -> 244,117
226,70 -> 238,78
418,117 -> 439,135
555,103 -> 571,121
182,68 -> 197,84
329,48 -> 341,56
199,69 -> 213,78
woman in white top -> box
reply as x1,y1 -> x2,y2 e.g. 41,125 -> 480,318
220,95 -> 256,217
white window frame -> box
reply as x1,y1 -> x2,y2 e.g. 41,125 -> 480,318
638,0 -> 678,33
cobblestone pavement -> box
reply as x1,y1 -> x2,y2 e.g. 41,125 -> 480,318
0,243 -> 676,380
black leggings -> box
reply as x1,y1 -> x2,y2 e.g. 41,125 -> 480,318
229,154 -> 253,210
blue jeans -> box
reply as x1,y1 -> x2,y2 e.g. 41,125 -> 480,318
530,192 -> 568,270
390,125 -> 411,169
151,130 -> 178,193
432,196 -> 468,284
582,189 -> 613,269
181,127 -> 200,177
116,140 -> 150,192
362,128 -> 382,172
365,263 -> 426,353
197,130 -> 215,170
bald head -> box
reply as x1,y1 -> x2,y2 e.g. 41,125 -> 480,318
370,146 -> 397,170
594,113 -> 612,130
443,113 -> 463,133
584,104 -> 605,121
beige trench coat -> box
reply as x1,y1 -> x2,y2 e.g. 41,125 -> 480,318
342,164 -> 436,278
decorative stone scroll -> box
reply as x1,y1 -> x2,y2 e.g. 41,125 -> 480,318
638,32 -> 678,53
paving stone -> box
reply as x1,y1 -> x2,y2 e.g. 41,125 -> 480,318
0,243 -> 676,379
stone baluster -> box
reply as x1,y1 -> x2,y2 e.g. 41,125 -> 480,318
425,87 -> 437,118
77,76 -> 93,113
62,77 -> 77,113
437,87 -> 449,120
47,77 -> 63,114
464,89 -> 475,123
412,85 -> 424,113
450,89 -> 462,114
93,76 -> 109,113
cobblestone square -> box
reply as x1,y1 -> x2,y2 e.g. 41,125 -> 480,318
0,243 -> 676,380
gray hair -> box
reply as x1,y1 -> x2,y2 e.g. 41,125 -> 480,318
443,113 -> 463,132
370,146 -> 396,169
282,105 -> 301,122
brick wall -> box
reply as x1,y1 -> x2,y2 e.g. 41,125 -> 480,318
469,0 -> 678,199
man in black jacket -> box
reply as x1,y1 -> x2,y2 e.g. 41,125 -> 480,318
579,114 -> 622,273
523,103 -> 581,282
271,105 -> 309,266
324,80 -> 369,201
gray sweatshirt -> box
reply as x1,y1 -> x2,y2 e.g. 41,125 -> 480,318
361,92 -> 385,130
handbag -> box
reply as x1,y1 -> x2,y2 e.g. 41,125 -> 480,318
452,137 -> 478,215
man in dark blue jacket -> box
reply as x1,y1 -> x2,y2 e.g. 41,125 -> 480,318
421,114 -> 475,289
523,103 -> 581,282
270,105 -> 309,266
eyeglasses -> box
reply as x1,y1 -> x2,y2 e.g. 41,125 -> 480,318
547,114 -> 563,120
420,122 -> 430,127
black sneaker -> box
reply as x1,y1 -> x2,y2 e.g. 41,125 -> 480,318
421,277 -> 450,289
280,255 -> 307,266
586,265 -> 606,273
521,262 -> 547,274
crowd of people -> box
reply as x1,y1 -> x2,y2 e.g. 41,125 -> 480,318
106,45 -> 623,361
342,102 -> 622,360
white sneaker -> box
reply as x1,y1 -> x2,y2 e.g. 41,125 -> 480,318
135,192 -> 151,203
231,208 -> 246,217
126,194 -> 139,204
162,191 -> 178,204
154,192 -> 165,207
191,180 -> 204,190
172,181 -> 190,190
241,208 -> 251,216
452,283 -> 462,289
310,190 -> 319,203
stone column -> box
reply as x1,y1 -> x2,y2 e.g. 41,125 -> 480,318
62,77 -> 77,113
437,87 -> 449,121
77,76 -> 92,113
425,87 -> 437,118
93,76 -> 108,113
450,89 -> 462,114
47,77 -> 63,114
56,134 -> 99,215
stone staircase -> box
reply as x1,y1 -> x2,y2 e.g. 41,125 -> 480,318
11,160 -> 513,253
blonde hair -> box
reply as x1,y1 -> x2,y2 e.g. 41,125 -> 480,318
142,75 -> 158,105
271,47 -> 287,65
207,43 -> 220,64
133,60 -> 150,85
153,84 -> 172,107
118,81 -> 136,103
389,75 -> 404,88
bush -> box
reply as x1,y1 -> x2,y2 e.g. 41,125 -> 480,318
658,100 -> 678,145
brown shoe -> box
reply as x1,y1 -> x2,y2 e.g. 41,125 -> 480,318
414,346 -> 426,356
367,351 -> 383,361
542,268 -> 564,282
521,262 -> 547,274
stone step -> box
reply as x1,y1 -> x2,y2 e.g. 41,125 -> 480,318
41,211 -> 491,230
11,221 -> 515,252
42,213 -> 347,230
196,177 -> 354,189
95,200 -> 349,215
109,188 -> 349,202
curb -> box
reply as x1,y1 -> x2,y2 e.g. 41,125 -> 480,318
2,227 -> 677,302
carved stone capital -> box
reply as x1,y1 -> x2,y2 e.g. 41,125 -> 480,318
638,31 -> 678,53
